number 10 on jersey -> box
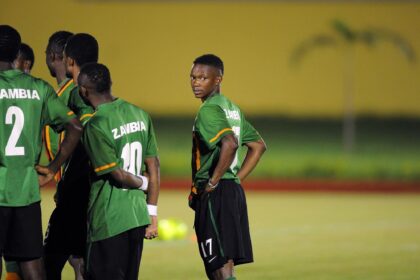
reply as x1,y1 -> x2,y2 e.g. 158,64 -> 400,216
121,141 -> 143,176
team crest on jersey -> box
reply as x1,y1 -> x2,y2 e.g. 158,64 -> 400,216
0,88 -> 40,100
112,121 -> 146,139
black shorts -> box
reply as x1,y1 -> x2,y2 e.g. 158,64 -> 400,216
85,226 -> 146,280
194,180 -> 253,274
0,202 -> 43,261
44,148 -> 90,257
43,203 -> 87,257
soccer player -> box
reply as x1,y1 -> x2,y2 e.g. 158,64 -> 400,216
43,32 -> 97,280
13,42 -> 35,74
44,31 -> 75,176
78,63 -> 160,280
189,54 -> 266,280
0,25 -> 82,280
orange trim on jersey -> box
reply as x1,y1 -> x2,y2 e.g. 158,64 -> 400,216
54,170 -> 62,183
57,79 -> 74,96
191,186 -> 198,195
194,136 -> 201,170
94,162 -> 117,173
80,113 -> 94,121
44,126 -> 54,162
59,131 -> 65,144
5,272 -> 22,280
56,132 -> 65,181
209,128 -> 233,143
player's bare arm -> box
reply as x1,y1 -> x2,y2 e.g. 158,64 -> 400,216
37,118 -> 83,186
206,133 -> 238,193
144,156 -> 160,239
109,169 -> 147,190
237,139 -> 267,181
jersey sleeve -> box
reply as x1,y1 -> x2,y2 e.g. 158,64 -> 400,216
241,118 -> 263,144
196,104 -> 234,149
68,87 -> 95,125
145,115 -> 159,158
82,121 -> 119,176
43,84 -> 76,133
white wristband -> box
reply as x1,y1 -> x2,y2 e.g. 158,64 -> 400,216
147,204 -> 158,216
138,175 -> 148,191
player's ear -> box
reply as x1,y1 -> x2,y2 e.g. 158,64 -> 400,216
48,51 -> 55,62
216,75 -> 223,86
66,56 -> 75,68
23,60 -> 31,72
79,85 -> 87,98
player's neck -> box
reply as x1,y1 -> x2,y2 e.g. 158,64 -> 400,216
55,72 -> 67,85
0,61 -> 13,71
93,93 -> 115,109
201,90 -> 220,102
71,65 -> 81,85
55,65 -> 68,85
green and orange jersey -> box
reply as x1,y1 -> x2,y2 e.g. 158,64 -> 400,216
43,78 -> 75,181
0,69 -> 76,206
192,93 -> 262,191
43,79 -> 94,182
82,98 -> 158,242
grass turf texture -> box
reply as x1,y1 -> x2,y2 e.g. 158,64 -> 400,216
154,117 -> 420,180
3,189 -> 420,279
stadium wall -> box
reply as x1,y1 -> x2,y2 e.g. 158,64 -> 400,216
2,0 -> 420,117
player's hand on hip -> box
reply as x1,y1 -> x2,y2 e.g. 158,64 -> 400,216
36,165 -> 55,187
204,179 -> 219,194
145,216 -> 158,239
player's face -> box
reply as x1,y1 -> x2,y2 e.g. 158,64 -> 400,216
190,64 -> 222,101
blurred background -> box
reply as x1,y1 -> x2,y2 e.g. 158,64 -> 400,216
2,0 -> 420,279
3,0 -> 420,181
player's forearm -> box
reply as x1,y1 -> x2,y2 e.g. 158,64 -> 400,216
237,139 -> 266,181
110,169 -> 145,189
48,118 -> 82,173
210,134 -> 238,184
145,157 -> 160,205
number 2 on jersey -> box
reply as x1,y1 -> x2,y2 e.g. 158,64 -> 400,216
121,141 -> 143,176
5,106 -> 25,156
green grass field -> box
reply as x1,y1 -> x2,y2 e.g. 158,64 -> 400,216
3,189 -> 420,279
154,117 -> 420,181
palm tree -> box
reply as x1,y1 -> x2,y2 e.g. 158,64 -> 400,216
291,20 -> 415,152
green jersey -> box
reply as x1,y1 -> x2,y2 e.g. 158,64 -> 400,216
43,78 -> 76,180
68,85 -> 95,124
82,98 -> 158,242
0,69 -> 76,206
43,79 -> 93,177
43,79 -> 93,206
192,93 -> 261,189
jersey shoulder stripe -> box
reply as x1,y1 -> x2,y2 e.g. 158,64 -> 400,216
209,128 -> 233,143
57,79 -> 74,96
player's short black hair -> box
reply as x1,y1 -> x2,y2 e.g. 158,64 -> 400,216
0,25 -> 21,63
64,33 -> 98,67
18,43 -> 35,70
79,62 -> 111,93
193,54 -> 224,75
47,31 -> 73,58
